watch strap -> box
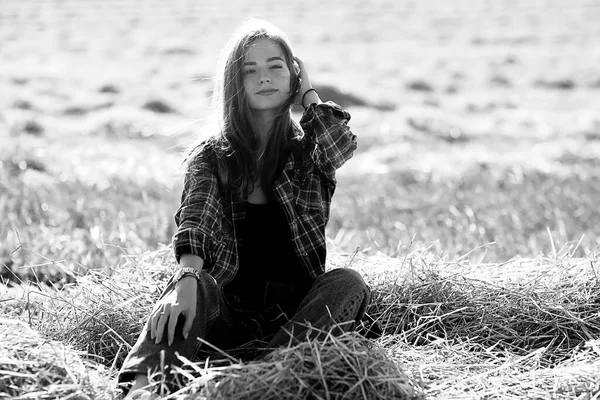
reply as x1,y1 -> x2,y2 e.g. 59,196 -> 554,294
174,267 -> 201,283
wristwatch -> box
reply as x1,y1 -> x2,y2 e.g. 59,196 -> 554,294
172,267 -> 201,284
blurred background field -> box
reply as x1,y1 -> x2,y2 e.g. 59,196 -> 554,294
2,0 -> 600,280
2,1 -> 600,398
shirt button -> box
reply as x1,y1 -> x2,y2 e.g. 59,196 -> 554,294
302,252 -> 308,256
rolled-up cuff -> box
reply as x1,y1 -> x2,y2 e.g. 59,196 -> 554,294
300,101 -> 351,129
172,227 -> 213,264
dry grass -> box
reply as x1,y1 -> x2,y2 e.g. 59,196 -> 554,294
2,247 -> 600,399
27,247 -> 175,369
1,247 -> 423,399
332,166 -> 600,261
109,330 -> 422,399
0,138 -> 180,283
364,252 -> 600,364
0,317 -> 117,399
200,331 -> 420,400
388,338 -> 600,399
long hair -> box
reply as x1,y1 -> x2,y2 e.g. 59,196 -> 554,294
186,19 -> 301,199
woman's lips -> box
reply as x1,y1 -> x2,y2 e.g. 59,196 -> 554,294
257,89 -> 278,95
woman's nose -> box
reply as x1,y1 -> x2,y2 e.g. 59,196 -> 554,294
259,75 -> 271,84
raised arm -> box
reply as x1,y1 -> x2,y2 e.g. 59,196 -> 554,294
300,102 -> 356,182
295,57 -> 357,183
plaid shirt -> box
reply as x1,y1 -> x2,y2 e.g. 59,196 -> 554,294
172,101 -> 356,287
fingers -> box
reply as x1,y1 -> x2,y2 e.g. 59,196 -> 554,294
149,305 -> 163,340
294,57 -> 307,74
148,286 -> 198,346
167,307 -> 183,346
154,307 -> 171,345
293,57 -> 312,91
181,304 -> 197,340
150,302 -> 172,344
150,302 -> 193,346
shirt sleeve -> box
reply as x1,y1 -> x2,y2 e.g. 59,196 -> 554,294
299,101 -> 357,183
172,148 -> 222,265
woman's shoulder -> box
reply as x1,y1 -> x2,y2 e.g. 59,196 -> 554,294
184,136 -> 226,173
189,134 -> 229,160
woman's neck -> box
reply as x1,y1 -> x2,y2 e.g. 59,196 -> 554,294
251,109 -> 275,144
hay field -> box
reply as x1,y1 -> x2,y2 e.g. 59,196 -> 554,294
1,0 -> 600,398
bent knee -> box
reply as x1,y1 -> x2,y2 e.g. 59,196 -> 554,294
329,268 -> 368,291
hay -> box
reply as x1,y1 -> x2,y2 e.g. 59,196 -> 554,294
364,254 -> 600,365
29,249 -> 175,369
386,339 -> 600,399
177,331 -> 422,400
4,248 -> 600,399
0,317 -> 115,398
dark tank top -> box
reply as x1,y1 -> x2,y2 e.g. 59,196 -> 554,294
225,201 -> 312,318
233,201 -> 308,284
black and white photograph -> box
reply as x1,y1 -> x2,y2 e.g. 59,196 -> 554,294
1,1 -> 600,398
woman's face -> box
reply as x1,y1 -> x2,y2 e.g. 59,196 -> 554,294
242,38 -> 291,111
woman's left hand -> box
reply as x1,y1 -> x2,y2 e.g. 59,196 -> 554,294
293,56 -> 313,105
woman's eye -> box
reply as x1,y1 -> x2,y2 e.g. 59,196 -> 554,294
244,69 -> 255,75
270,65 -> 283,69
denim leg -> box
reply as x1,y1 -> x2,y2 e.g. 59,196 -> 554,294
266,268 -> 371,349
117,271 -> 243,391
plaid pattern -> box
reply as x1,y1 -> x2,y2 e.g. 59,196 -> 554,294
173,101 -> 356,286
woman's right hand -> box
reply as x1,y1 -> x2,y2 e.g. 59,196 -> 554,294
150,277 -> 197,346
293,56 -> 313,104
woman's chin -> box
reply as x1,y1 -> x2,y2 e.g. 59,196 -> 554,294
249,101 -> 287,112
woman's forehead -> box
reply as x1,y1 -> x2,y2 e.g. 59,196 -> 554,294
245,38 -> 285,62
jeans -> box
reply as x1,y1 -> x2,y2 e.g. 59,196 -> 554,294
118,268 -> 370,392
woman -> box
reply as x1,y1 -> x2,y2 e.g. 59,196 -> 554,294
119,18 -> 370,396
